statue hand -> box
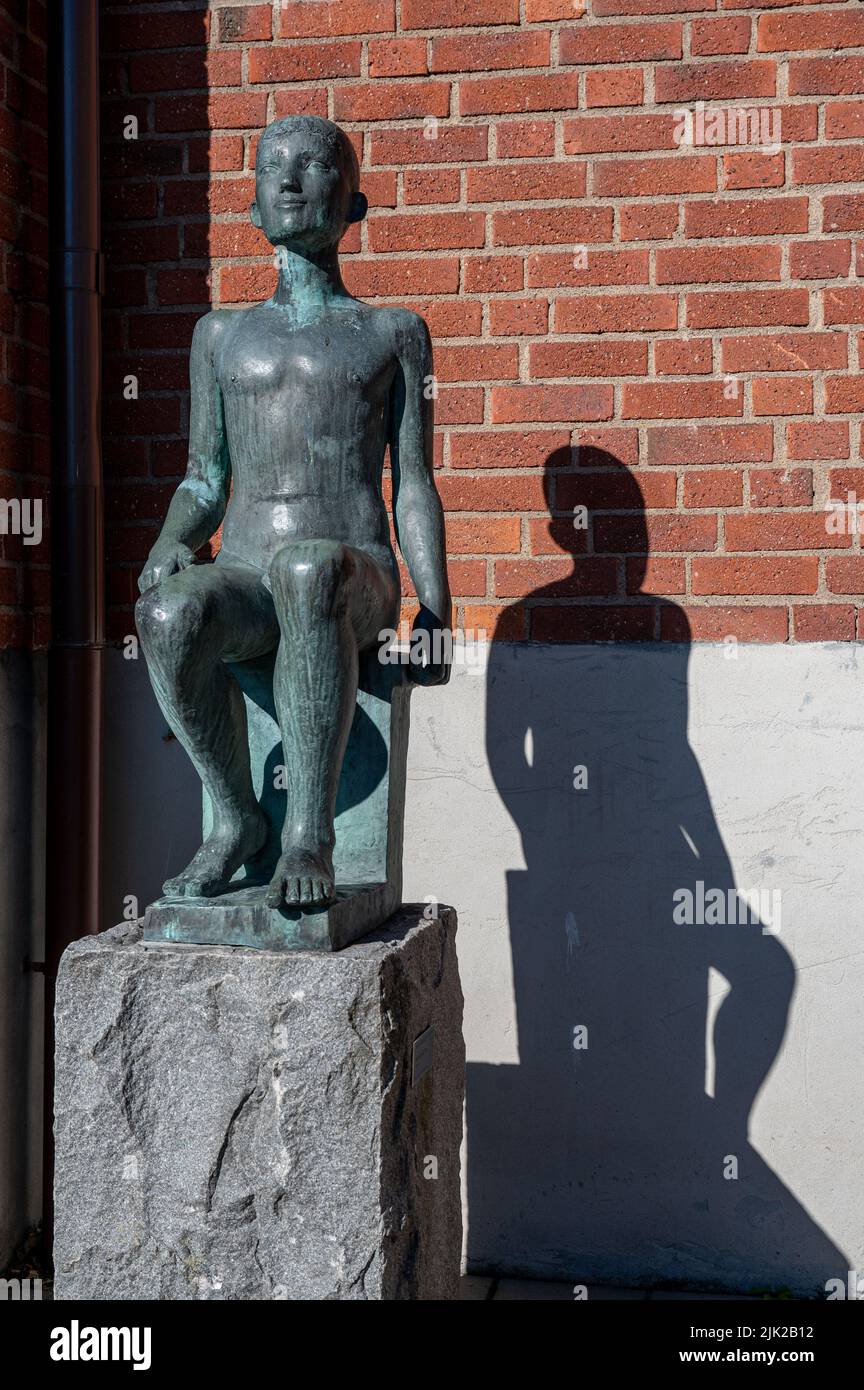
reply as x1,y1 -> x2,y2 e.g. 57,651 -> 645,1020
407,609 -> 452,687
138,541 -> 196,595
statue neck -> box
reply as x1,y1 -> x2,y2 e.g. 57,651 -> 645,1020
271,246 -> 348,310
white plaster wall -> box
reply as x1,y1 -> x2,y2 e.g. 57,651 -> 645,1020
403,642 -> 864,1296
102,641 -> 864,1296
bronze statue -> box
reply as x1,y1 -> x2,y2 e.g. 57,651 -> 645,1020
136,116 -> 450,931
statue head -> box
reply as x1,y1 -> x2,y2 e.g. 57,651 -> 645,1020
251,115 -> 367,253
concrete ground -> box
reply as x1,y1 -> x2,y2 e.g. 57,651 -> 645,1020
461,1276 -> 757,1300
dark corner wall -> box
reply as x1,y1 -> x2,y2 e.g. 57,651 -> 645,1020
0,0 -> 49,1266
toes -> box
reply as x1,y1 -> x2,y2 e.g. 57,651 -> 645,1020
300,878 -> 314,905
265,878 -> 285,909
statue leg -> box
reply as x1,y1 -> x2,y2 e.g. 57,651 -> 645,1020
136,561 -> 279,896
265,538 -> 398,910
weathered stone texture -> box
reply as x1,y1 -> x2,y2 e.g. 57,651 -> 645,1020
54,907 -> 463,1300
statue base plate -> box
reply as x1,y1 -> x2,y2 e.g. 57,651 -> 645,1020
143,880 -> 399,952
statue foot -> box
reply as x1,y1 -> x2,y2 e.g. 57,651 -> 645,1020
162,810 -> 269,898
265,845 -> 336,910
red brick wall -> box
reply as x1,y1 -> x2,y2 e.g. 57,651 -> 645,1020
0,0 -> 48,649
102,1 -> 864,643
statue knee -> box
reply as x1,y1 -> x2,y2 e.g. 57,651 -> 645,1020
135,577 -> 210,661
269,539 -> 352,605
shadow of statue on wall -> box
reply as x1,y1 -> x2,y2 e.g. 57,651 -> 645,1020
469,447 -> 847,1294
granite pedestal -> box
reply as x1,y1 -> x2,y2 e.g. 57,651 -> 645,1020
53,906 -> 464,1300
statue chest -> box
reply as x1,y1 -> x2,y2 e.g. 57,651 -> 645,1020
217,330 -> 393,407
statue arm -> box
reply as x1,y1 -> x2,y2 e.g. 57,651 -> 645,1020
138,313 -> 230,593
389,311 -> 451,634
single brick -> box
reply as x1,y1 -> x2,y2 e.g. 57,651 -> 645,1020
446,516 -> 521,554
725,512 -> 850,551
278,1 -> 395,38
595,513 -> 717,553
655,339 -> 713,375
334,81 -> 450,122
686,289 -> 810,330
787,421 -> 849,460
368,38 -> 428,77
750,470 -> 814,509
449,429 -> 568,470
403,168 -> 461,205
528,340 -> 647,376
594,155 -> 716,197
492,206 -> 612,247
692,557 -> 818,596
560,22 -> 682,65
459,73 -> 580,116
620,203 -> 679,241
683,469 -> 742,508
495,119 -> 555,159
491,384 -> 613,423
402,0 -> 520,26
494,557 -> 617,598
556,294 -> 677,334
467,161 -> 586,202
646,424 -> 773,466
528,249 -> 649,289
790,240 -> 851,279
826,557 -> 864,593
793,605 -> 856,641
752,377 -> 813,416
563,113 -> 678,155
621,381 -> 744,420
463,254 -> 523,292
371,126 -> 489,165
489,298 -> 549,336
532,606 -> 656,643
218,5 -> 271,41
368,211 -> 485,252
823,287 -> 864,324
692,17 -> 751,56
655,61 -> 776,103
722,332 -> 847,373
825,376 -> 864,414
248,43 -> 360,83
757,12 -> 864,53
656,245 -> 781,285
431,31 -> 549,73
723,152 -> 785,190
825,101 -> 864,141
342,256 -> 460,296
585,68 -> 644,108
660,606 -> 789,644
685,197 -> 808,239
436,343 -> 519,382
789,58 -> 864,97
793,145 -> 864,186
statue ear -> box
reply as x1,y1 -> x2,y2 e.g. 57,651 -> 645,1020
250,201 -> 262,229
347,191 -> 368,225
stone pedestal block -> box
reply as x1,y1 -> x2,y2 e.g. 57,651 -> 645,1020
53,907 -> 464,1300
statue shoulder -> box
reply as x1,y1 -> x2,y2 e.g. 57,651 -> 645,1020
191,307 -> 243,354
374,304 -> 432,355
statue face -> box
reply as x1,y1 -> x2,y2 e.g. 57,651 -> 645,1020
252,125 -> 363,252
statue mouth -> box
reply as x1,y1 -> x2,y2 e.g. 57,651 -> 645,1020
277,200 -> 306,209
